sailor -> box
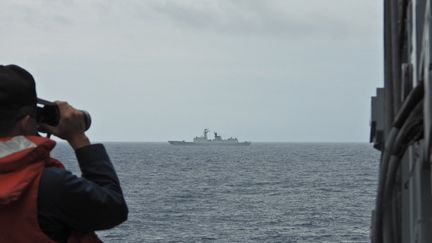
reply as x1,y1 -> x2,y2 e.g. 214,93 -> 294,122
0,65 -> 128,242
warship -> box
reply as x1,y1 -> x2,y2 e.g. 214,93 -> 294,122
369,1 -> 432,242
168,129 -> 251,146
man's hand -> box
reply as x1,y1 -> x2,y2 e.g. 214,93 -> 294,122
40,101 -> 90,150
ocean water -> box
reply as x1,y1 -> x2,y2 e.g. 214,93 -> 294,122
52,143 -> 380,243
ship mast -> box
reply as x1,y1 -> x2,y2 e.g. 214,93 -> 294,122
203,129 -> 209,140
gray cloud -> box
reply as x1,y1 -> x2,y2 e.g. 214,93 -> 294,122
1,0 -> 380,39
144,0 -> 380,39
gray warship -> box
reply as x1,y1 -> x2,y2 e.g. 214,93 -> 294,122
169,129 -> 251,146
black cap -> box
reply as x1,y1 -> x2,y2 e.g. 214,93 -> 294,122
0,65 -> 38,120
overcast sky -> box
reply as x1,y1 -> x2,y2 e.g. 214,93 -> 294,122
1,0 -> 382,142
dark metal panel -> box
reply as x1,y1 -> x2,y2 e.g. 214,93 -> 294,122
384,0 -> 395,141
391,0 -> 402,113
423,1 -> 432,168
416,0 -> 427,69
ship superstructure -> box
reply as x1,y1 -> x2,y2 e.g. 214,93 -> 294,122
169,129 -> 251,146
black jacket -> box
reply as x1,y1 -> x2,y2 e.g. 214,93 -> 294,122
37,144 -> 128,243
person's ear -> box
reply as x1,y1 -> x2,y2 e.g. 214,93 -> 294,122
17,115 -> 37,135
18,115 -> 30,131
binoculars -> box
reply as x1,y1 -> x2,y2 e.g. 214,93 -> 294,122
36,98 -> 92,131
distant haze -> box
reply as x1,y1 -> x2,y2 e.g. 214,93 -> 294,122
1,0 -> 382,142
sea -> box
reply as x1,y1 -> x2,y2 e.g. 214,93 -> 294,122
52,142 -> 380,243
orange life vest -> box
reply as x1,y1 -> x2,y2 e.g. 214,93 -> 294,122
0,135 -> 102,243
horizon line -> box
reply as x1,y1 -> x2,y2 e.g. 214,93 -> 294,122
55,140 -> 370,144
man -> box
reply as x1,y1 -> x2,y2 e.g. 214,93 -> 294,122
0,65 -> 128,243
